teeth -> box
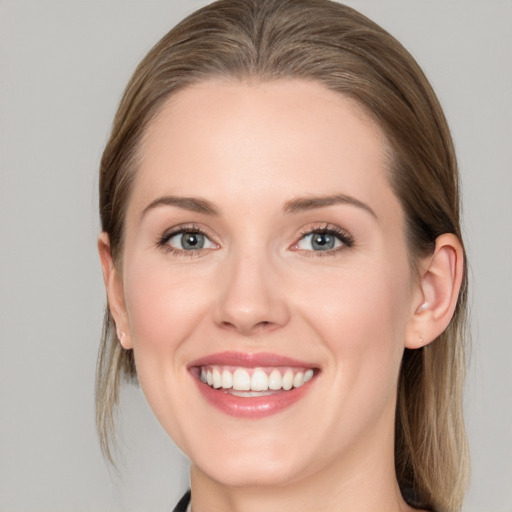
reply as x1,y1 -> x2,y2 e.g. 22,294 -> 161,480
221,369 -> 233,389
199,365 -> 315,393
282,369 -> 293,390
251,369 -> 269,391
212,368 -> 222,389
293,371 -> 304,388
230,390 -> 277,397
233,368 -> 251,391
268,369 -> 282,390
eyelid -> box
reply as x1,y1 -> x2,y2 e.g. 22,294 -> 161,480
157,223 -> 219,254
289,223 -> 354,253
155,222 -> 353,256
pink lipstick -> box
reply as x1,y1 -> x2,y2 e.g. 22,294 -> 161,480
189,351 -> 318,418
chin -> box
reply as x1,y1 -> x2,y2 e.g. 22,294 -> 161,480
199,456 -> 304,488
189,433 -> 311,488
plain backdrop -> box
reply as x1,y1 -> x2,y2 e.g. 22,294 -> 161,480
0,1 -> 511,511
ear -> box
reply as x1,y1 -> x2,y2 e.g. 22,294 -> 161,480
405,233 -> 464,349
98,232 -> 133,349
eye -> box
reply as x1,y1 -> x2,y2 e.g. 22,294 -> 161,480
293,227 -> 354,253
159,228 -> 217,253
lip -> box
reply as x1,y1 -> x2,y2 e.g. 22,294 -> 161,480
188,351 -> 315,368
188,351 -> 318,419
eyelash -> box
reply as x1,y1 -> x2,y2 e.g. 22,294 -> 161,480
156,224 -> 216,257
292,224 -> 355,257
156,223 -> 354,257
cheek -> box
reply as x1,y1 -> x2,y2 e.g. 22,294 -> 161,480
124,261 -> 208,347
288,262 -> 412,454
297,260 -> 411,389
121,260 -> 216,444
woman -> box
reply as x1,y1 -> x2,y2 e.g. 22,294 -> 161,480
96,1 -> 469,511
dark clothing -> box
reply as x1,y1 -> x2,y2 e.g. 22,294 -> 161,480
172,490 -> 191,512
172,489 -> 434,511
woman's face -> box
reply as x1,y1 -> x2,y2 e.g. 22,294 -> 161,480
114,80 -> 421,487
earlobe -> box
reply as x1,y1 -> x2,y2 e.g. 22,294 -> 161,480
406,233 -> 464,349
98,232 -> 133,349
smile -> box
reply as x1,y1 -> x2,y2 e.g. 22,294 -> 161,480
199,366 -> 315,393
189,352 -> 319,418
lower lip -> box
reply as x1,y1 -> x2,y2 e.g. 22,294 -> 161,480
192,374 -> 316,419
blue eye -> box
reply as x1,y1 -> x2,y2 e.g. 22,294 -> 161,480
163,230 -> 216,251
295,229 -> 352,252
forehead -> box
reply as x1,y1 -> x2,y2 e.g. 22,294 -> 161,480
131,79 -> 398,221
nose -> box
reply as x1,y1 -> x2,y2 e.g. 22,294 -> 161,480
213,251 -> 290,336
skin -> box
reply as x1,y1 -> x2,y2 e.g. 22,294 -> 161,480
100,80 -> 463,512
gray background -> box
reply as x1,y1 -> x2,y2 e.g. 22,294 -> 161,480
1,1 -> 511,511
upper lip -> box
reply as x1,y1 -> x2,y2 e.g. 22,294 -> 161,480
188,351 -> 317,368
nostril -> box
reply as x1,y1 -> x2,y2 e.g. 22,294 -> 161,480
219,319 -> 276,335
220,321 -> 238,331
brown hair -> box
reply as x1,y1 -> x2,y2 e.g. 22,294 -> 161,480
96,1 -> 469,510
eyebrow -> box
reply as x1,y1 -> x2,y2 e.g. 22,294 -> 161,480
141,196 -> 220,218
141,193 -> 376,219
283,194 -> 377,218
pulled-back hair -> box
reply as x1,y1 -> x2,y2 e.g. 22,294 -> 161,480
97,1 -> 469,510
